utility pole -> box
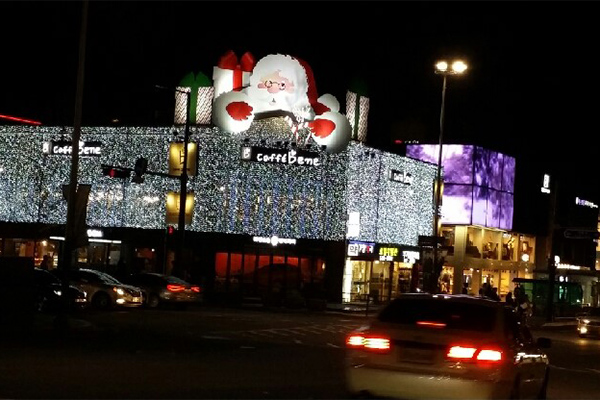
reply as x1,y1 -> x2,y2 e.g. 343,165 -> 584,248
176,87 -> 192,279
153,85 -> 193,278
58,0 -> 88,329
546,177 -> 558,322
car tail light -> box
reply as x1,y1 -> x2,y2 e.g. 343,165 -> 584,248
447,345 -> 503,363
191,286 -> 201,293
476,349 -> 503,362
346,334 -> 365,348
417,321 -> 447,328
167,284 -> 185,292
345,334 -> 391,353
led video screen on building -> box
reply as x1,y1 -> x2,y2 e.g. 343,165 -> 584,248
406,144 -> 515,230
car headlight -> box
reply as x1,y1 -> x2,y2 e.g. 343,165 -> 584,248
113,287 -> 125,296
53,290 -> 62,296
582,319 -> 591,324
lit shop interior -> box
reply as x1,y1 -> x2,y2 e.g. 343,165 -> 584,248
406,144 -> 535,296
342,243 -> 420,303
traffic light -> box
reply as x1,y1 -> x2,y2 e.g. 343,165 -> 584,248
102,165 -> 130,179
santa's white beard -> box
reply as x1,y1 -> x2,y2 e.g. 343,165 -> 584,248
247,87 -> 303,114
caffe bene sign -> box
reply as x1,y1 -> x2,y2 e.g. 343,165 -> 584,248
43,140 -> 102,157
240,146 -> 321,166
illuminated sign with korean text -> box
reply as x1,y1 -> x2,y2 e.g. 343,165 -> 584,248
347,240 -> 375,257
389,169 -> 413,185
402,250 -> 420,264
378,246 -> 399,261
575,197 -> 598,209
346,211 -> 360,237
252,235 -> 297,246
240,146 -> 321,166
43,140 -> 102,157
541,174 -> 551,194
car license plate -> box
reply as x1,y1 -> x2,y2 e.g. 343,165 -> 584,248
132,297 -> 142,303
398,347 -> 435,364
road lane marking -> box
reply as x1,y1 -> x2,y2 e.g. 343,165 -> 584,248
200,335 -> 231,340
551,365 -> 600,375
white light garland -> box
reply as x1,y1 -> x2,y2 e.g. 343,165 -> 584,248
0,120 -> 436,245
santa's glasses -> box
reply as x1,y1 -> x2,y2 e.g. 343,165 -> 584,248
263,80 -> 287,90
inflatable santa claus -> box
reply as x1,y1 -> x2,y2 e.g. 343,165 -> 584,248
212,52 -> 351,154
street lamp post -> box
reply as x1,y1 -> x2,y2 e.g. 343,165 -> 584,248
176,87 -> 192,279
155,84 -> 192,278
431,59 -> 467,294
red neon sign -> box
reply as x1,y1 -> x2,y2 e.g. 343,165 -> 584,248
0,114 -> 42,125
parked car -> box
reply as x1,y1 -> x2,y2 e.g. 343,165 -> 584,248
51,268 -> 143,310
576,307 -> 600,337
345,293 -> 552,400
32,267 -> 87,313
120,272 -> 202,309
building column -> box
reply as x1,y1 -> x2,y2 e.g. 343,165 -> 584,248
452,226 -> 468,294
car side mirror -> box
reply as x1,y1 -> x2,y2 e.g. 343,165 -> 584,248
537,337 -> 552,349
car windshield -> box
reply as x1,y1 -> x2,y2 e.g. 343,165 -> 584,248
377,297 -> 497,332
85,270 -> 122,285
165,275 -> 189,284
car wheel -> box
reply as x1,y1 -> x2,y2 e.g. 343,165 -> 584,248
537,369 -> 549,399
92,292 -> 112,310
147,293 -> 160,308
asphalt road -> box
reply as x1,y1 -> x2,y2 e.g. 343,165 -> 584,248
0,305 -> 598,399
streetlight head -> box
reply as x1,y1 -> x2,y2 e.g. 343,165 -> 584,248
435,60 -> 468,75
451,60 -> 468,74
435,61 -> 449,73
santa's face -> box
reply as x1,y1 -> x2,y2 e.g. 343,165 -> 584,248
246,54 -> 310,115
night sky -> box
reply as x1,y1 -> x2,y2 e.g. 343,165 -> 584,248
1,1 -> 599,201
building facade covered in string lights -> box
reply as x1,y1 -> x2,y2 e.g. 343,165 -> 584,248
0,120 -> 437,303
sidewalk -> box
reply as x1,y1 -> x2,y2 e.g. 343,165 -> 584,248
530,315 -> 577,330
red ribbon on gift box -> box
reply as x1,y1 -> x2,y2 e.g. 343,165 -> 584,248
217,50 -> 256,91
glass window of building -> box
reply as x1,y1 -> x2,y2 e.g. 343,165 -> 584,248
502,233 -> 518,261
440,226 -> 455,256
518,234 -> 536,264
466,227 -> 483,258
482,230 -> 502,260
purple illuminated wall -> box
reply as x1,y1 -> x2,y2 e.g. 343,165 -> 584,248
406,144 -> 515,230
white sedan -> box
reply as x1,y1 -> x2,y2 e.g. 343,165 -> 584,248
345,293 -> 551,399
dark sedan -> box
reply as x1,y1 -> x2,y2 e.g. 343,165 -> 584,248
121,272 -> 202,309
32,267 -> 88,313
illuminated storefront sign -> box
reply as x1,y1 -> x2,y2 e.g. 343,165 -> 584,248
241,146 -> 321,166
43,140 -> 102,157
347,240 -> 375,257
165,191 -> 195,225
541,174 -> 551,194
402,250 -> 420,264
378,246 -> 399,261
168,142 -> 198,177
346,211 -> 360,237
575,197 -> 598,209
252,236 -> 297,246
389,169 -> 413,185
87,229 -> 103,238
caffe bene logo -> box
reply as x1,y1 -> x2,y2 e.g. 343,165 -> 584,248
241,146 -> 321,166
43,140 -> 102,157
